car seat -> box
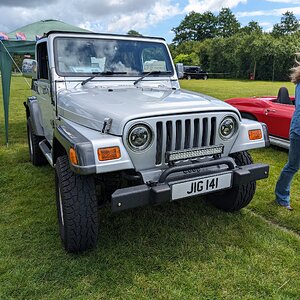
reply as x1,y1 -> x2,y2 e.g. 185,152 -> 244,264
277,87 -> 292,105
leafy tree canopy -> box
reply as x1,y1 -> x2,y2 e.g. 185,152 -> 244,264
172,11 -> 218,44
170,9 -> 300,81
217,8 -> 241,38
127,30 -> 143,36
240,21 -> 263,35
272,11 -> 300,37
173,53 -> 200,65
172,8 -> 241,44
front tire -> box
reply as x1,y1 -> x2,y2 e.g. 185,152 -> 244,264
55,155 -> 98,252
207,151 -> 256,212
27,118 -> 47,166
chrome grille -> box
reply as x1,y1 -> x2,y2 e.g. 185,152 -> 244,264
155,117 -> 216,165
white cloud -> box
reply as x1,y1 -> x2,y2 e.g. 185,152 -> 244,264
0,0 -> 180,34
0,0 -> 248,34
2,0 -> 292,38
0,0 -> 58,7
108,13 -> 150,32
259,22 -> 273,27
184,0 -> 247,13
258,22 -> 274,32
236,6 -> 300,17
78,22 -> 105,33
266,0 -> 300,3
107,1 -> 180,32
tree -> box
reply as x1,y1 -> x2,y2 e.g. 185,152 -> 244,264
170,41 -> 201,66
172,12 -> 198,44
217,8 -> 240,38
272,24 -> 284,37
240,21 -> 263,35
127,30 -> 142,36
12,54 -> 23,73
172,11 -> 218,44
271,11 -> 300,37
195,11 -> 218,41
197,39 -> 212,71
172,8 -> 242,43
281,11 -> 299,33
173,53 -> 199,65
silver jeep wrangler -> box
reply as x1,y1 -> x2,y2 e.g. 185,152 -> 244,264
24,31 -> 269,253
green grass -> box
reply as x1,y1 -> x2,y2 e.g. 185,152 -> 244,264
1,77 -> 300,299
180,78 -> 295,100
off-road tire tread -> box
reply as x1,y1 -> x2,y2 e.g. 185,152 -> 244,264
55,155 -> 98,253
27,119 -> 47,166
208,151 -> 256,212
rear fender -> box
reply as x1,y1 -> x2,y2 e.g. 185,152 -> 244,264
26,96 -> 44,136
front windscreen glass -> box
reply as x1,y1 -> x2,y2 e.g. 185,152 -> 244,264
54,37 -> 174,77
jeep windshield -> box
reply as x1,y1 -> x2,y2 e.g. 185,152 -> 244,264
54,37 -> 174,78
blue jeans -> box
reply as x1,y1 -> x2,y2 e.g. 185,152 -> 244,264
275,133 -> 300,206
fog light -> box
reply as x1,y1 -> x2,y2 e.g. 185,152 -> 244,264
98,146 -> 121,161
248,129 -> 262,140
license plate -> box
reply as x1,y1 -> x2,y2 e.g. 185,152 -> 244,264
171,173 -> 232,200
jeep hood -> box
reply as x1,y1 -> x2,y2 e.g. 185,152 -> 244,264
57,87 -> 239,135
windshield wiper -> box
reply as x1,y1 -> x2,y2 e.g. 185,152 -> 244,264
81,71 -> 127,86
133,71 -> 172,86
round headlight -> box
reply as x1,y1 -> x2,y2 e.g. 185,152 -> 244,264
128,124 -> 152,151
219,117 -> 237,139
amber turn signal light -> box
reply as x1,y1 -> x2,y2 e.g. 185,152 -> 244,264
248,129 -> 262,140
98,146 -> 121,161
69,148 -> 78,165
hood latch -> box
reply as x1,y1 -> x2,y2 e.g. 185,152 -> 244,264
102,117 -> 112,133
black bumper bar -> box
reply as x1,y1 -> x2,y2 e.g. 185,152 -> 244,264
111,161 -> 269,213
159,157 -> 235,183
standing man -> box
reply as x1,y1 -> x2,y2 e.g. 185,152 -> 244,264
275,65 -> 300,210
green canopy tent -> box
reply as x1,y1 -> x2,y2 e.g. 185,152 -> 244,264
0,19 -> 90,144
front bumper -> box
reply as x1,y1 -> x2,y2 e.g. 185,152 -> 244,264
111,157 -> 269,212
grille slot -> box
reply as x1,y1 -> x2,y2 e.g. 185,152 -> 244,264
210,117 -> 216,145
166,121 -> 172,152
202,118 -> 208,146
184,119 -> 191,149
156,116 -> 218,165
193,118 -> 200,147
175,120 -> 182,150
156,122 -> 163,165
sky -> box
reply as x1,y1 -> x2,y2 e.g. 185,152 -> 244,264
1,0 -> 300,42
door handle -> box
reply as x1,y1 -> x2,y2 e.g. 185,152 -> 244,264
265,109 -> 276,115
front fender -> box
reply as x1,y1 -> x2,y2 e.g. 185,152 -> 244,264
230,119 -> 269,154
55,117 -> 134,175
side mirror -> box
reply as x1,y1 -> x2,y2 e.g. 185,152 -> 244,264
22,59 -> 37,79
175,63 -> 184,79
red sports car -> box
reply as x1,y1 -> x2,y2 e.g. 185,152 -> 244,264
225,87 -> 295,149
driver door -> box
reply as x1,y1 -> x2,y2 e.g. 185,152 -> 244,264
35,41 -> 54,144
